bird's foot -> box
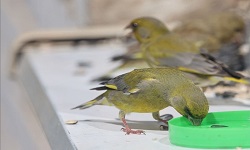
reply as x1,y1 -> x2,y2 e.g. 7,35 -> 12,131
121,128 -> 146,135
159,124 -> 168,130
159,114 -> 173,130
120,117 -> 146,135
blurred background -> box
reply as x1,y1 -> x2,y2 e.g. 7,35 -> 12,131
1,0 -> 250,149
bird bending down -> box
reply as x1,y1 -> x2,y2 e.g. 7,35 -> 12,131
72,68 -> 209,135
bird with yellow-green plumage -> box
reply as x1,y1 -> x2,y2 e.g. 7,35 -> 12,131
73,68 -> 209,135
126,16 -> 248,88
94,13 -> 247,85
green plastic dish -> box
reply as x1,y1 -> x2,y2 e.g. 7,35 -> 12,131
168,110 -> 250,148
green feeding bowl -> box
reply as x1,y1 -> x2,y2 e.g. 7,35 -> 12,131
168,110 -> 250,148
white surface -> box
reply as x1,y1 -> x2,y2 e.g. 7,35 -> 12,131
22,43 -> 250,150
1,1 -> 89,149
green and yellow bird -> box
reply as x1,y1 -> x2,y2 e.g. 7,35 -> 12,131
173,12 -> 246,71
92,17 -> 170,82
73,68 -> 209,135
94,13 -> 246,82
126,16 -> 247,87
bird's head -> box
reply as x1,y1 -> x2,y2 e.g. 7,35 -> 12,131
183,105 -> 208,126
171,87 -> 209,126
125,17 -> 169,43
184,93 -> 209,126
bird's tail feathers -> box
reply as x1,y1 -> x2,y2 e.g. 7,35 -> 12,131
71,94 -> 112,110
224,76 -> 250,85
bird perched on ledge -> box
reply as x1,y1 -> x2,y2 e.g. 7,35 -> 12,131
73,68 -> 209,135
94,12 -> 246,82
126,16 -> 248,87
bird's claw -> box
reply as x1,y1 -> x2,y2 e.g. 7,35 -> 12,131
157,114 -> 172,130
121,128 -> 146,135
159,125 -> 169,130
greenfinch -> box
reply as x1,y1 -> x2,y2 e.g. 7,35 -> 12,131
126,16 -> 247,87
173,12 -> 246,71
73,68 -> 209,134
94,13 -> 246,82
92,17 -> 169,82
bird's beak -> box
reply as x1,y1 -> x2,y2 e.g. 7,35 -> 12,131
188,116 -> 203,126
124,23 -> 134,38
124,23 -> 132,30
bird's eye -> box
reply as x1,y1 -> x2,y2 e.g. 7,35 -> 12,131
131,22 -> 138,28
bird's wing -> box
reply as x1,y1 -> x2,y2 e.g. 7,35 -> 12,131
169,96 -> 187,114
180,53 -> 220,75
151,50 -> 220,75
155,52 -> 197,67
144,34 -> 199,67
145,35 -> 242,77
98,70 -> 160,94
178,52 -> 244,79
